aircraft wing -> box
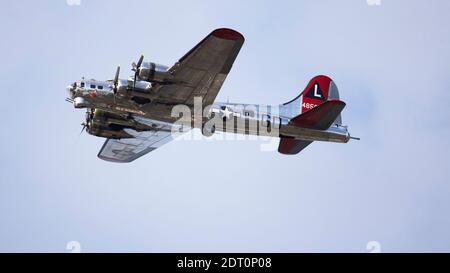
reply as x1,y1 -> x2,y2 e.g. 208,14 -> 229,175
152,28 -> 245,107
98,28 -> 244,163
97,118 -> 186,163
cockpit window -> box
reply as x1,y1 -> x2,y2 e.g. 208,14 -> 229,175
80,82 -> 85,88
98,85 -> 103,90
90,84 -> 96,89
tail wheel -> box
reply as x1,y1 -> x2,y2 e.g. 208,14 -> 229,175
202,124 -> 215,137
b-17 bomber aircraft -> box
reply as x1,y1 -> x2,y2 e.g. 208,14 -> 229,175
66,28 -> 358,163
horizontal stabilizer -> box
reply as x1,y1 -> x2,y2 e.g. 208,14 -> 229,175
278,138 -> 312,155
289,100 -> 346,130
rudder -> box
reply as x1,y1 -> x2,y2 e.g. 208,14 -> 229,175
281,75 -> 342,125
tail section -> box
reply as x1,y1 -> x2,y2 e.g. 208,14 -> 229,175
278,100 -> 346,155
278,75 -> 345,155
281,75 -> 342,124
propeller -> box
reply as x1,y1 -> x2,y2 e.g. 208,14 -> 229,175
131,54 -> 144,90
80,122 -> 87,135
112,65 -> 120,103
80,109 -> 94,135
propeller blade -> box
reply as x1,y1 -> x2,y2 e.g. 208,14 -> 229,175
80,108 -> 94,135
137,54 -> 144,68
112,66 -> 120,103
132,54 -> 144,90
114,65 -> 120,86
80,123 -> 86,135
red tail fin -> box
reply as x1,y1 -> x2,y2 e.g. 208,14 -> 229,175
300,75 -> 333,113
281,75 -> 341,119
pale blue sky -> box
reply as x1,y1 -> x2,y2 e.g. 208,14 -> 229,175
0,0 -> 450,252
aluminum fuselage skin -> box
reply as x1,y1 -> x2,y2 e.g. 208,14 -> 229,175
68,79 -> 350,143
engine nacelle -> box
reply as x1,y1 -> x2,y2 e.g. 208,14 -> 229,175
137,62 -> 174,83
73,97 -> 90,109
85,110 -> 153,139
87,120 -> 134,139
